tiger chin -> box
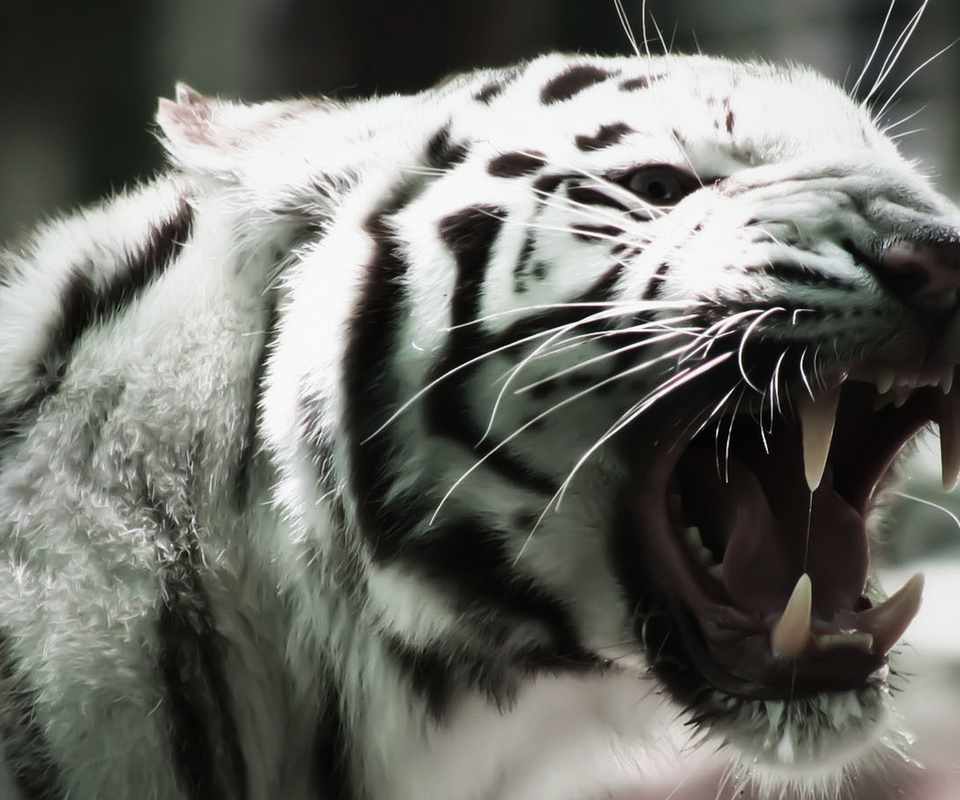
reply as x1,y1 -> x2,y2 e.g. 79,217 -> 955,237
0,52 -> 956,800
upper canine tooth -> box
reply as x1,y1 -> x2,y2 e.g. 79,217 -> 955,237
856,572 -> 924,656
797,385 -> 841,492
941,368 -> 955,395
937,389 -> 960,491
771,573 -> 812,660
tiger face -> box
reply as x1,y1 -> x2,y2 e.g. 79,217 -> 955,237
156,53 -> 959,794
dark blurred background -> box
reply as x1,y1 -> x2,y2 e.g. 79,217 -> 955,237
1,0 -> 958,243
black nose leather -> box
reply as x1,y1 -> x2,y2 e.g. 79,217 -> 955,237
879,239 -> 960,316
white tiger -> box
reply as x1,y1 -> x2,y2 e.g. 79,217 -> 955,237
0,52 -> 956,800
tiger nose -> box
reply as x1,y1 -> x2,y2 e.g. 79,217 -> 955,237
879,239 -> 960,316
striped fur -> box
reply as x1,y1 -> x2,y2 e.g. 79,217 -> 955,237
0,53 -> 957,800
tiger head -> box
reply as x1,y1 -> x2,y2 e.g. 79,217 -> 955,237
161,53 -> 959,793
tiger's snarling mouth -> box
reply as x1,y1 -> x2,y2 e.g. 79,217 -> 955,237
631,364 -> 950,701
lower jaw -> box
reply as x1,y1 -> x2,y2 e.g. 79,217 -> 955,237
697,677 -> 897,775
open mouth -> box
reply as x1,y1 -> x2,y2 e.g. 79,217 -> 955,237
631,364 -> 955,700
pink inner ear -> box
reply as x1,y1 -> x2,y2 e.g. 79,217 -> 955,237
175,83 -> 206,108
156,96 -> 216,149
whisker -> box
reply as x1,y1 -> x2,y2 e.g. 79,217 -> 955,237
552,351 -> 736,508
737,307 -> 784,393
514,324 -> 700,395
852,0 -> 898,98
614,0 -> 641,58
480,306 -> 684,438
892,490 -> 960,537
865,0 -> 928,108
874,37 -> 957,122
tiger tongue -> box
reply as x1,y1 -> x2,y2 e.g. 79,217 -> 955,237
684,448 -> 868,618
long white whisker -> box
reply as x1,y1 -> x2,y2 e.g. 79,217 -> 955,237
485,318 -> 701,442
456,298 -> 688,330
480,307 -> 687,438
865,0 -> 928,106
437,338 -> 727,524
553,352 -> 735,507
893,490 -> 960,536
614,0 -> 641,58
363,323 -> 586,442
737,307 -> 784,392
874,38 -> 957,122
515,325 -> 701,394
853,0 -> 898,98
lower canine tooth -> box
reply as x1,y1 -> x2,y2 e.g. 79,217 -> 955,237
857,572 -> 924,656
771,573 -> 812,660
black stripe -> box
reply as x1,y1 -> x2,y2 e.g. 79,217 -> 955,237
743,261 -> 857,291
313,681 -> 358,800
234,296 -> 280,509
570,223 -> 624,242
619,74 -> 666,92
532,173 -> 564,197
425,206 -> 557,495
540,65 -> 614,105
384,521 -> 601,718
47,198 -> 194,360
642,261 -> 672,300
487,151 -> 546,178
1,200 -> 194,472
341,134 -> 467,550
490,263 -> 625,351
343,190 -> 425,560
566,184 -> 632,213
574,122 -> 633,152
425,125 -> 470,171
0,633 -> 66,800
156,506 -> 246,800
472,68 -> 521,105
512,231 -> 538,293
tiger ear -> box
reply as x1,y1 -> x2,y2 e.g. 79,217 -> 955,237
156,84 -> 306,175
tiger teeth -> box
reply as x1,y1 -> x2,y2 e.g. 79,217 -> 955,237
771,573 -> 812,660
796,386 -> 840,492
937,389 -> 960,491
683,526 -> 717,567
875,370 -> 895,394
856,572 -> 924,656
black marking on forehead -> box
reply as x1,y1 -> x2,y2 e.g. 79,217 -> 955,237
426,125 -> 470,170
540,65 -> 614,105
619,74 -> 666,92
474,81 -> 506,104
472,68 -> 522,105
575,122 -> 633,152
488,151 -> 546,178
